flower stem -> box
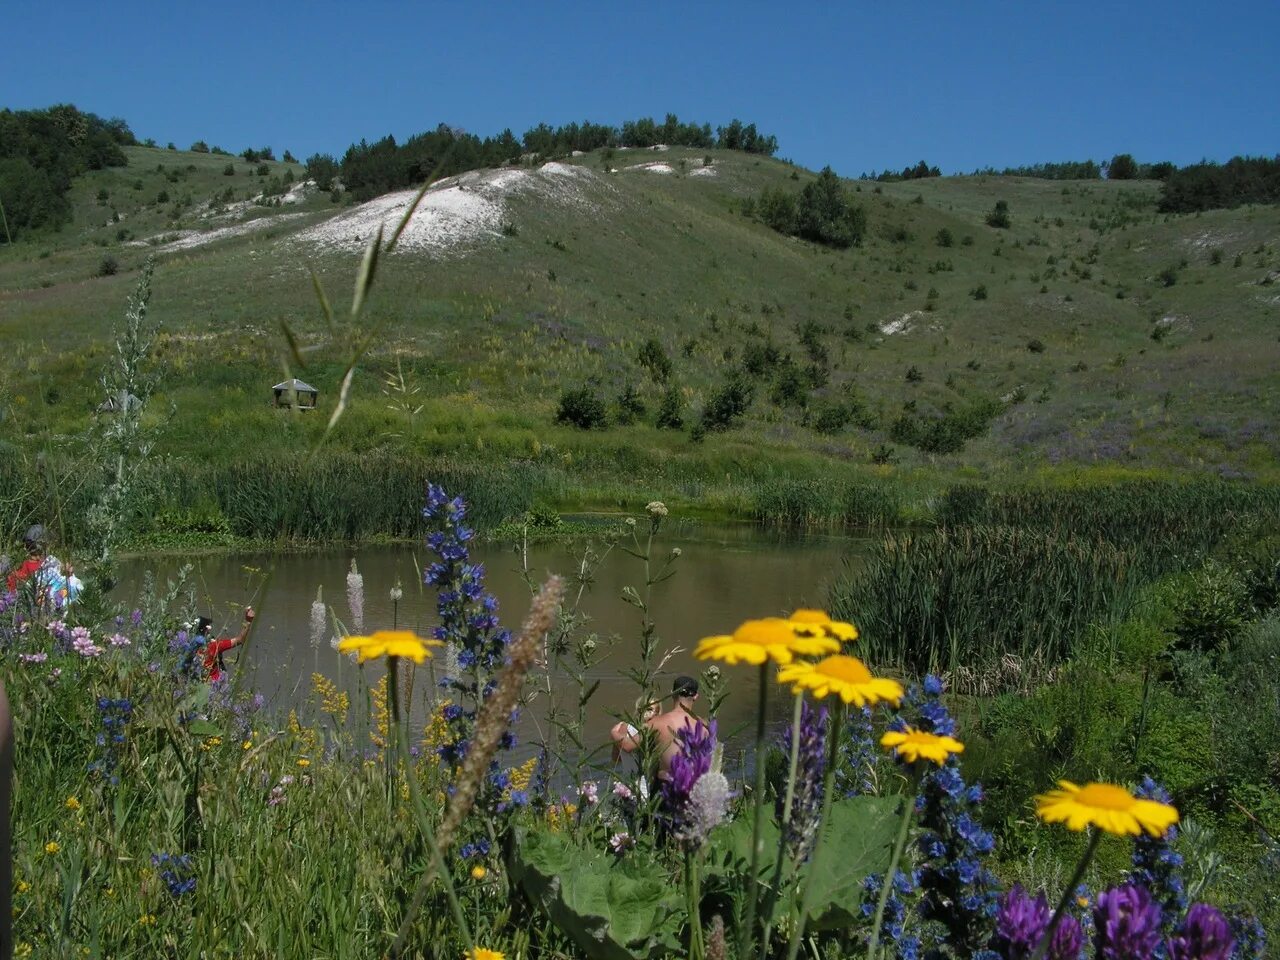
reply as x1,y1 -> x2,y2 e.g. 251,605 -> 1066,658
867,775 -> 916,960
686,849 -> 706,960
787,701 -> 844,960
389,656 -> 474,957
1030,830 -> 1101,960
740,662 -> 770,959
759,693 -> 805,958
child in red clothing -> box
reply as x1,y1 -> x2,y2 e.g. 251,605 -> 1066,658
196,607 -> 256,682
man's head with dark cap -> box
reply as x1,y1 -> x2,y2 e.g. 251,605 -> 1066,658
22,525 -> 46,554
672,675 -> 699,703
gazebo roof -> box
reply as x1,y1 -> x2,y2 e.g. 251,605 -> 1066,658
272,378 -> 317,393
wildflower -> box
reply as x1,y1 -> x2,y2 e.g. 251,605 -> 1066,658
296,757 -> 311,768
44,841 -> 60,855
71,627 -> 104,658
696,618 -> 840,666
151,852 -> 197,897
18,652 -> 47,664
463,949 -> 505,960
337,630 -> 442,664
777,699 -> 827,860
15,880 -> 29,894
471,865 -> 487,880
645,500 -> 668,517
880,726 -> 964,765
1166,903 -> 1234,960
242,739 -> 253,751
310,586 -> 326,650
787,608 -> 859,642
137,914 -> 156,926
15,943 -> 31,958
1129,777 -> 1187,924
65,796 -> 81,811
390,582 -> 403,602
579,781 -> 599,805
681,771 -> 732,843
609,831 -> 634,854
776,655 -> 904,706
1036,781 -> 1179,837
347,560 -> 365,632
993,884 -> 1049,958
612,781 -> 634,801
107,632 -> 130,648
1093,884 -> 1163,960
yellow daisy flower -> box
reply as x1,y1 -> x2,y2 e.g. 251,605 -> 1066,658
471,865 -> 487,880
464,949 -> 505,960
44,841 -> 60,855
337,630 -> 443,664
880,727 -> 965,765
788,609 -> 859,643
775,655 -> 904,706
695,617 -> 840,666
65,796 -> 81,812
1035,781 -> 1179,837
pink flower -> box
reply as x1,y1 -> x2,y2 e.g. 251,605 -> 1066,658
612,781 -> 634,801
50,668 -> 62,679
579,781 -> 599,805
72,632 -> 104,658
107,633 -> 131,648
608,832 -> 633,853
19,652 -> 48,665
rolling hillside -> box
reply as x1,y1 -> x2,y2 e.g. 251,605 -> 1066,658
2,140 -> 1279,536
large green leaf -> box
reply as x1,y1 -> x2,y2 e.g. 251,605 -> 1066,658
511,828 -> 682,960
804,794 -> 901,929
703,795 -> 900,931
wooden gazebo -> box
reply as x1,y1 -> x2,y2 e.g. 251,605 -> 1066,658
272,378 -> 318,409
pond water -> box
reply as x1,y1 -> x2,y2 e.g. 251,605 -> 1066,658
119,521 -> 870,774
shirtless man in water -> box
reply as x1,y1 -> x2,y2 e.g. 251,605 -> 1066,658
609,676 -> 704,780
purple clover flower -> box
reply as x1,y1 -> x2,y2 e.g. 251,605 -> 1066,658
1094,884 -> 1163,960
1166,903 -> 1234,960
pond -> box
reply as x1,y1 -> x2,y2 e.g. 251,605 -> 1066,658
119,521 -> 871,774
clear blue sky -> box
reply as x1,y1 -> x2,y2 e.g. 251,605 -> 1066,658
7,0 -> 1278,175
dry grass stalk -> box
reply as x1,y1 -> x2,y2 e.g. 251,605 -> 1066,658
436,575 -> 564,852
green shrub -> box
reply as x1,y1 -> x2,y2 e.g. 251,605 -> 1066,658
97,255 -> 119,277
770,363 -> 808,408
655,385 -> 684,430
613,383 -> 645,425
935,227 -> 954,247
554,387 -> 607,429
985,200 -> 1011,229
1170,561 -> 1249,652
970,284 -> 988,300
700,371 -> 753,432
637,337 -> 672,384
222,163 -> 235,176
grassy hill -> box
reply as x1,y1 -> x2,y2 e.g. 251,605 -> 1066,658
2,142 -> 1279,540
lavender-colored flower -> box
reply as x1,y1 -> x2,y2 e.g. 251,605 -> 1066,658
1094,884 -> 1163,960
107,632 -> 130,648
612,781 -> 634,801
310,586 -> 326,650
777,699 -> 827,860
660,720 -> 716,813
1166,904 -> 1234,960
72,628 -> 104,658
579,781 -> 599,805
19,652 -> 47,665
346,560 -> 364,633
609,831 -> 633,854
680,771 -> 731,844
994,885 -> 1049,959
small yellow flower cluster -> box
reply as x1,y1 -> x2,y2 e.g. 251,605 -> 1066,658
296,757 -> 311,769
64,796 -> 81,812
44,841 -> 60,855
199,736 -> 223,752
370,676 -> 390,752
503,755 -> 538,803
137,913 -> 157,927
546,802 -> 577,832
471,865 -> 487,880
311,672 -> 350,724
288,710 -> 319,756
421,701 -> 453,767
15,942 -> 32,958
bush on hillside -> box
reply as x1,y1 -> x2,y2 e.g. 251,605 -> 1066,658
985,199 -> 1011,229
655,385 -> 684,430
700,371 -> 753,432
613,383 -> 645,425
1106,153 -> 1140,180
636,338 -> 671,384
555,388 -> 607,430
935,227 -> 954,247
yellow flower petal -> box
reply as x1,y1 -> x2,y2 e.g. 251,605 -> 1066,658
338,630 -> 442,664
788,609 -> 859,643
696,617 -> 840,666
1034,781 -> 1178,837
776,655 -> 903,706
880,727 -> 965,765
464,949 -> 505,960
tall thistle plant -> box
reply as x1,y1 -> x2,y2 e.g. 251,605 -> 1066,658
85,256 -> 161,575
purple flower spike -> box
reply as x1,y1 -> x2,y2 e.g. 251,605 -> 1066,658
1094,884 -> 1163,960
994,885 -> 1050,959
1166,904 -> 1234,960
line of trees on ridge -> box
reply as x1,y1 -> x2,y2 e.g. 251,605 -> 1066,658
305,114 -> 779,201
